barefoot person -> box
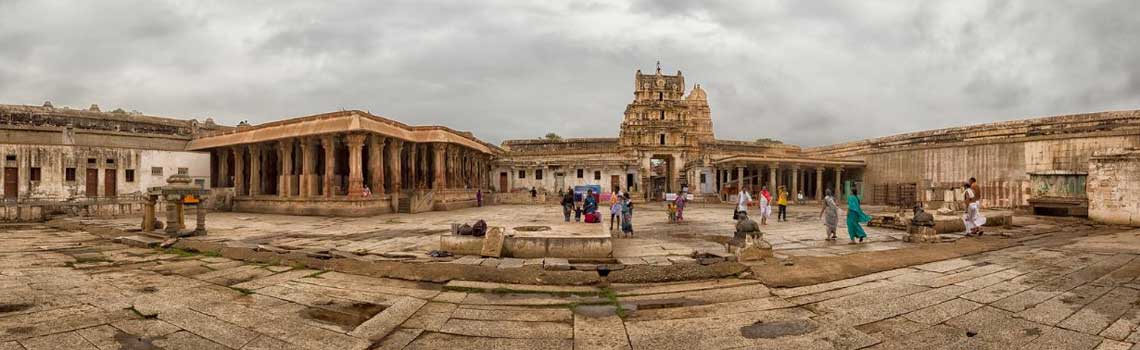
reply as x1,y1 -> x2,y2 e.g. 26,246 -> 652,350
820,189 -> 839,240
846,188 -> 871,244
777,186 -> 789,222
735,185 -> 752,220
758,186 -> 772,225
963,179 -> 986,236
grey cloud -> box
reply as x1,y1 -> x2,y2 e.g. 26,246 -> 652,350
0,0 -> 1137,147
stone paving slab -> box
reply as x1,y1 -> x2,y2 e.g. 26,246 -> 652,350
403,332 -> 573,350
439,319 -> 574,339
446,280 -> 600,294
452,307 -> 572,322
574,312 -> 631,350
349,296 -> 428,341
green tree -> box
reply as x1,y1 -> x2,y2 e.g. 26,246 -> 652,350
544,133 -> 562,141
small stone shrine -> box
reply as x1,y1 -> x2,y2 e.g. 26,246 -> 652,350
142,170 -> 210,237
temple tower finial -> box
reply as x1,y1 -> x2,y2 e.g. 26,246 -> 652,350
656,60 -> 661,74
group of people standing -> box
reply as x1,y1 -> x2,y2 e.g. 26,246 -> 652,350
819,188 -> 871,244
734,185 -> 793,225
561,187 -> 634,236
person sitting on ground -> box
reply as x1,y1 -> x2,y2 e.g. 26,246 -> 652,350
583,189 -> 598,214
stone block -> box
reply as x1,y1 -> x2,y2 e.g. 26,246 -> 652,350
480,227 -> 506,258
543,258 -> 571,271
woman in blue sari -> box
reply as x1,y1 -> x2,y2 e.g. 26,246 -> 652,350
846,188 -> 871,244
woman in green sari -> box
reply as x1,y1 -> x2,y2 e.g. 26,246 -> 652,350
846,188 -> 871,244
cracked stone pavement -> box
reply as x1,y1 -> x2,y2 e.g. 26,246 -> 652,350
3,222 -> 1140,349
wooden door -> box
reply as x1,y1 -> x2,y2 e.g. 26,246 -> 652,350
610,175 -> 620,192
85,169 -> 98,197
104,169 -> 117,197
499,172 -> 508,192
2,168 -> 16,199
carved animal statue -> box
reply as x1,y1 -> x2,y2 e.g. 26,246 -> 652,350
734,214 -> 762,240
912,205 -> 935,227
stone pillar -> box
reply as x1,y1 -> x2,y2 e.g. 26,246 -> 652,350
195,199 -> 207,235
217,150 -> 230,188
142,196 -> 156,231
300,137 -> 315,197
432,143 -> 446,189
248,144 -> 262,196
368,135 -> 385,196
232,146 -> 246,196
408,143 -> 418,190
278,139 -> 293,198
346,133 -> 366,198
321,135 -> 336,197
835,167 -> 844,200
736,166 -> 744,190
816,168 -> 824,200
387,140 -> 404,209
769,163 -> 778,191
164,198 -> 179,235
791,167 -> 799,201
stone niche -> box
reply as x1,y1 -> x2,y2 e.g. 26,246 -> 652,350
1088,148 -> 1140,226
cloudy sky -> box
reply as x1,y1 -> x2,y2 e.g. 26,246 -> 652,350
1,0 -> 1137,146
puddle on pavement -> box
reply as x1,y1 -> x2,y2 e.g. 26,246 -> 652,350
740,319 -> 818,339
114,331 -> 158,350
0,303 -> 33,314
299,301 -> 387,330
627,298 -> 703,310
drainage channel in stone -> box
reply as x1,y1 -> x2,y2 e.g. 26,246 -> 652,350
514,226 -> 552,232
0,303 -> 33,314
625,298 -> 704,310
299,301 -> 387,331
740,319 -> 819,339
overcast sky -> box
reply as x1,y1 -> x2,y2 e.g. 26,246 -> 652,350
1,0 -> 1137,146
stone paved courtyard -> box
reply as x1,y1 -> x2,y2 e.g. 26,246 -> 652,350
2,212 -> 1139,349
82,203 -> 943,263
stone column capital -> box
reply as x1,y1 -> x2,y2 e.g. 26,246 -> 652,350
432,142 -> 448,152
345,133 -> 367,147
277,139 -> 293,150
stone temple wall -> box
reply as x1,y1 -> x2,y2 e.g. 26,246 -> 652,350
806,110 -> 1140,208
1088,148 -> 1140,226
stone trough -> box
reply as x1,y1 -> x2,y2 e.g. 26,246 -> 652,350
440,222 -> 613,259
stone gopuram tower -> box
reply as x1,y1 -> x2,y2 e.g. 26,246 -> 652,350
619,62 -> 715,198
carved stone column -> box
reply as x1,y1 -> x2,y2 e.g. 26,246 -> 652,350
368,135 -> 385,196
195,199 -> 207,235
217,150 -> 230,188
835,167 -> 844,200
407,143 -> 417,189
769,163 -> 778,191
278,139 -> 293,198
300,137 -> 315,197
164,198 -> 180,235
232,146 -> 245,196
736,166 -> 743,190
816,168 -> 824,200
791,167 -> 799,200
346,133 -> 366,198
321,135 -> 336,197
248,144 -> 262,196
387,139 -> 404,210
432,143 -> 446,189
142,195 -> 156,231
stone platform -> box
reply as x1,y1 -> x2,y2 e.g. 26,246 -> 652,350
441,221 -> 613,258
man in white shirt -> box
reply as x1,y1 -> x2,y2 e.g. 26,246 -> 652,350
736,185 -> 752,219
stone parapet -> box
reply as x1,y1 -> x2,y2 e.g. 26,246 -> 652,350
1089,148 -> 1140,226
